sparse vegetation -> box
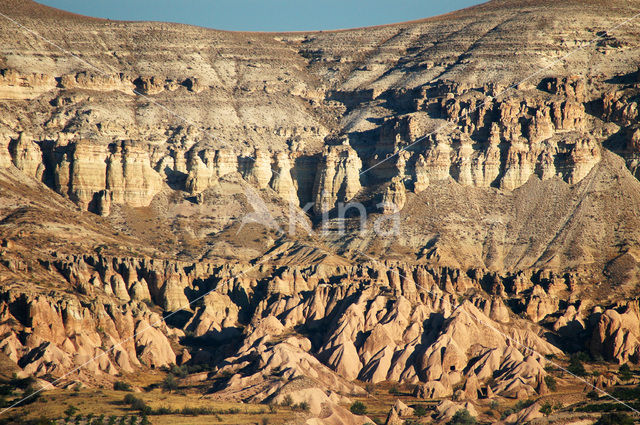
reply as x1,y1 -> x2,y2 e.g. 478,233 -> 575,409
281,395 -> 293,407
161,374 -> 178,393
619,364 -> 633,381
414,405 -> 427,417
447,409 -> 476,425
350,401 -> 367,415
514,399 -> 535,411
292,402 -> 309,412
540,401 -> 553,417
567,355 -> 588,376
113,381 -> 133,392
544,375 -> 557,391
595,412 -> 634,425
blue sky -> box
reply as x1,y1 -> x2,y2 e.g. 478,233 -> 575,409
37,0 -> 484,32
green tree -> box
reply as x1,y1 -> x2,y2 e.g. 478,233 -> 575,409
107,416 -> 118,425
567,355 -> 587,376
113,381 -> 133,392
19,385 -> 41,405
128,416 -> 137,425
161,374 -> 178,393
587,389 -> 600,400
140,413 -> 150,425
544,375 -> 557,391
539,401 -> 553,417
64,405 -> 78,418
595,412 -> 634,425
414,405 -> 427,417
447,409 -> 476,425
350,401 -> 367,415
619,364 -> 633,381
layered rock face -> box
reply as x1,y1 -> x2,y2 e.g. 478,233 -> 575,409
1,0 -> 638,223
351,78 -> 602,200
0,73 -> 611,219
5,1 -> 640,422
50,139 -> 163,210
312,144 -> 362,213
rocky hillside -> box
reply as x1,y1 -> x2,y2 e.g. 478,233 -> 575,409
2,0 -> 640,424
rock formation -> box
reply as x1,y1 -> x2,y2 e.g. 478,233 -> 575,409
2,0 -> 640,423
313,145 -> 362,213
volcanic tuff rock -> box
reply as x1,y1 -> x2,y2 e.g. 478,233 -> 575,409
3,0 -> 640,422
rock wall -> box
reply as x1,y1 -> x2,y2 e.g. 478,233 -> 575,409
312,144 -> 363,213
2,67 -> 639,219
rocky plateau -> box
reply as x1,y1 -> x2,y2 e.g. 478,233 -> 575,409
2,0 -> 640,424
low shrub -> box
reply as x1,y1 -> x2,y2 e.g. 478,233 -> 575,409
540,401 -> 553,417
576,402 -> 640,413
567,355 -> 588,376
113,381 -> 132,392
414,405 -> 427,417
514,399 -> 535,411
447,409 -> 476,425
619,364 -> 633,381
281,395 -> 293,407
350,401 -> 367,415
292,402 -> 310,412
610,385 -> 640,401
544,375 -> 557,391
161,374 -> 178,393
595,412 -> 634,425
122,395 -> 151,414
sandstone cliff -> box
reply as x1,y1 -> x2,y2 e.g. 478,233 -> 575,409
2,0 -> 640,423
